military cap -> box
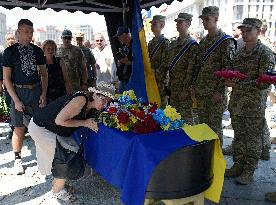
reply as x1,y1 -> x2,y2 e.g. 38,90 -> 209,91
75,32 -> 85,38
61,29 -> 72,37
261,19 -> 268,28
237,18 -> 262,29
113,26 -> 130,38
199,6 -> 219,18
150,15 -> 166,23
174,13 -> 193,22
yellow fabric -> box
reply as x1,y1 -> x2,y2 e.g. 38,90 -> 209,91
138,29 -> 161,106
183,123 -> 226,203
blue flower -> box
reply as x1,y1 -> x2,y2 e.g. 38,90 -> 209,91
118,95 -> 133,105
170,120 -> 185,130
153,109 -> 170,126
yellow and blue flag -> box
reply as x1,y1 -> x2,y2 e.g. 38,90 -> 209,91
126,0 -> 161,105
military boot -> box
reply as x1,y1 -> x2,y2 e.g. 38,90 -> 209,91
222,144 -> 233,155
260,148 -> 270,161
235,168 -> 255,185
225,163 -> 243,177
265,192 -> 276,203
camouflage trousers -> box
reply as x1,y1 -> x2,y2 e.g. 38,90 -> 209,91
170,99 -> 193,125
262,120 -> 271,150
232,115 -> 264,170
196,97 -> 226,145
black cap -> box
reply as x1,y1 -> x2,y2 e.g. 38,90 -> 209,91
113,26 -> 130,38
62,29 -> 72,37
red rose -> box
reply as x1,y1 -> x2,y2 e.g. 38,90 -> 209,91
130,109 -> 137,116
117,112 -> 130,124
108,107 -> 118,114
136,110 -> 146,120
148,103 -> 158,113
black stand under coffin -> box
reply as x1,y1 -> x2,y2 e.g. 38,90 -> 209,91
145,140 -> 215,200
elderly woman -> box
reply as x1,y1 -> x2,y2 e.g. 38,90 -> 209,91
42,40 -> 72,102
28,82 -> 115,202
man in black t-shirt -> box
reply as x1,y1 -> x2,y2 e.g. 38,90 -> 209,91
2,19 -> 48,175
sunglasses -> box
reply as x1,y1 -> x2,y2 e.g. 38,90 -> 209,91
62,36 -> 72,40
96,39 -> 103,42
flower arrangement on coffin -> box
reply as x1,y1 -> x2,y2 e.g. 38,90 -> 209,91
256,73 -> 276,84
0,95 -> 10,123
101,90 -> 185,134
214,70 -> 247,80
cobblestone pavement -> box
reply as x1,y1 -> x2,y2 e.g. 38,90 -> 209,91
0,104 -> 276,205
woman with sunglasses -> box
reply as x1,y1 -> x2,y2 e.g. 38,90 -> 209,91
28,81 -> 115,202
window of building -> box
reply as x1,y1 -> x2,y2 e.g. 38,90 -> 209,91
233,5 -> 244,20
263,5 -> 270,19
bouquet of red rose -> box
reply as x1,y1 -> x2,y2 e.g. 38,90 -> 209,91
101,90 -> 185,134
256,73 -> 276,84
0,95 -> 10,123
214,70 -> 247,80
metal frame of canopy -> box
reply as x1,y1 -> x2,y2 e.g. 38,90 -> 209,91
0,0 -> 174,13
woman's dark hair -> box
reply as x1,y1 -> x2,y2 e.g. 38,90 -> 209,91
87,91 -> 94,102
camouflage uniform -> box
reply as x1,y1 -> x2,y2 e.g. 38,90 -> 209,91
227,18 -> 275,184
79,46 -> 96,87
166,35 -> 198,125
229,39 -> 275,181
56,45 -> 86,92
194,29 -> 235,144
148,35 -> 170,104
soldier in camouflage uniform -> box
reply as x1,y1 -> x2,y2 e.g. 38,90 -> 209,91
224,20 -> 274,160
75,32 -> 97,87
56,30 -> 88,92
194,6 -> 235,144
225,18 -> 275,185
164,13 -> 198,124
148,15 -> 170,106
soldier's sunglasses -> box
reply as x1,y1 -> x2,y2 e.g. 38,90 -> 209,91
62,36 -> 72,40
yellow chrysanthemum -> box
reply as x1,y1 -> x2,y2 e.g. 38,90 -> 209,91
123,90 -> 137,101
162,122 -> 171,131
115,93 -> 122,99
130,117 -> 138,123
119,123 -> 129,131
163,105 -> 181,121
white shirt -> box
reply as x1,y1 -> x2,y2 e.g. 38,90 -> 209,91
93,45 -> 117,83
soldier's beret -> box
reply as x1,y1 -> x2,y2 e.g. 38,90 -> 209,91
261,19 -> 268,28
61,29 -> 72,37
238,18 -> 262,29
174,13 -> 193,22
199,6 -> 219,18
150,15 -> 166,23
75,32 -> 85,38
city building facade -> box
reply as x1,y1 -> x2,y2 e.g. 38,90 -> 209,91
0,12 -> 7,48
162,0 -> 276,40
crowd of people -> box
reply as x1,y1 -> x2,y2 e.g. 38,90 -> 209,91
145,6 -> 276,202
0,4 -> 276,203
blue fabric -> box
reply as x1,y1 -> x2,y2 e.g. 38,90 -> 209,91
73,124 -> 197,205
126,0 -> 148,101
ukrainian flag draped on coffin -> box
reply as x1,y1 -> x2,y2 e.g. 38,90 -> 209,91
126,0 -> 161,105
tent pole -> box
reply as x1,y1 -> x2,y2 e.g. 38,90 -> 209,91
122,0 -> 127,26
